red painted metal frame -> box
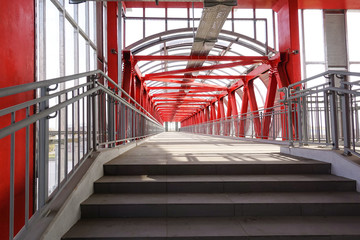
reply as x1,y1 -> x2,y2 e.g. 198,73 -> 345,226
134,55 -> 268,62
145,60 -> 264,78
145,75 -> 245,81
123,0 -> 360,10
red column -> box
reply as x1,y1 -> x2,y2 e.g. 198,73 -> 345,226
273,0 -> 301,85
107,2 -> 118,85
247,81 -> 261,137
239,86 -> 249,137
217,97 -> 225,119
122,50 -> 133,98
205,107 -> 210,122
261,70 -> 278,139
210,103 -> 217,121
0,1 -> 35,238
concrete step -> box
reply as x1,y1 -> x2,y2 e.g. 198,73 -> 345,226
81,192 -> 360,218
62,216 -> 360,239
94,174 -> 356,194
103,162 -> 331,176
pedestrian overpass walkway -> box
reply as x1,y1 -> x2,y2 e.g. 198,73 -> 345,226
62,132 -> 360,239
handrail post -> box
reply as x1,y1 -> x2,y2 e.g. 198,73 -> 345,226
38,86 -> 49,208
340,75 -> 351,155
91,75 -> 98,151
329,74 -> 339,150
86,76 -> 92,151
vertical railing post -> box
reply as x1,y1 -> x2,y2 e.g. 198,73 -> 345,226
286,88 -> 294,146
324,92 -> 331,144
329,74 -> 339,150
38,86 -> 49,208
296,87 -> 303,146
107,90 -> 114,147
91,76 -> 98,151
340,75 -> 351,155
87,76 -> 92,151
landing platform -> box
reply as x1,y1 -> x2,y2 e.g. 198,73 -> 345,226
107,132 -> 321,165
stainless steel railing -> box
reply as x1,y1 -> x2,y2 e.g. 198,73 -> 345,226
180,71 -> 360,156
0,70 -> 164,240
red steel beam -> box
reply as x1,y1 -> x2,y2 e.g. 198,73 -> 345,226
147,86 -> 226,91
145,60 -> 262,78
134,55 -> 269,62
145,79 -> 227,89
145,75 -> 246,81
154,99 -> 212,102
151,93 -> 221,98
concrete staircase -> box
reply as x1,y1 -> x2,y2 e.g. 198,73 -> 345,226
63,157 -> 360,239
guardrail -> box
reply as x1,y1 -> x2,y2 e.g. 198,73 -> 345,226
0,70 -> 164,240
180,71 -> 360,156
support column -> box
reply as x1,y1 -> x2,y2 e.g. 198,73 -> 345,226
107,2 -> 118,85
261,70 -> 278,138
239,86 -> 249,137
0,1 -> 35,238
247,81 -> 261,137
273,0 -> 301,85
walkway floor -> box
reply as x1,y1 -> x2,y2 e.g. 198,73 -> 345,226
108,132 -> 313,165
63,132 -> 360,239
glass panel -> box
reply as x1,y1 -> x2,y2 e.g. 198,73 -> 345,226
190,8 -> 203,19
89,2 -> 96,43
234,20 -> 254,38
256,20 -> 266,43
256,9 -> 274,47
65,20 -> 75,76
349,64 -> 360,82
126,8 -> 143,17
168,20 -> 188,30
168,8 -> 188,18
234,9 -> 253,18
145,20 -> 165,37
78,3 -> 86,32
303,10 -> 325,62
146,8 -> 165,18
305,64 -> 326,88
90,47 -> 96,70
46,2 -> 60,79
79,36 -> 87,74
347,10 -> 360,62
65,0 -> 75,20
125,19 -> 143,46
223,19 -> 232,31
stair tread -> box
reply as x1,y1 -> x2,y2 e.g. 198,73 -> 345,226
95,174 -> 353,183
104,161 -> 330,166
63,216 -> 360,239
82,192 -> 360,205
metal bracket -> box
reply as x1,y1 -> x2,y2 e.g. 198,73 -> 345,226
47,111 -> 58,119
47,84 -> 58,92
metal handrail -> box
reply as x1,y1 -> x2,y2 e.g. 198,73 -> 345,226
0,70 -> 162,128
1,70 -> 164,240
181,71 -> 360,156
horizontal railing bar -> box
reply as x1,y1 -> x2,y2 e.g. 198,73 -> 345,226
288,70 -> 360,89
0,70 -> 101,98
97,84 -> 163,127
101,75 -> 161,124
0,87 -> 100,139
0,82 -> 92,117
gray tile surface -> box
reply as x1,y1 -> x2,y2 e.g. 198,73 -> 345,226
63,133 -> 360,239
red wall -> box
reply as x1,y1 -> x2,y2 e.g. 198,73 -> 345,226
0,0 -> 35,238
